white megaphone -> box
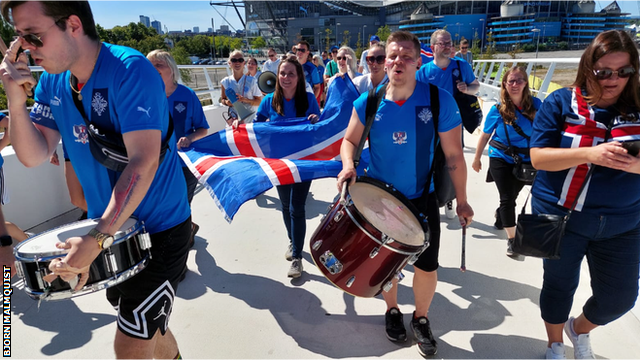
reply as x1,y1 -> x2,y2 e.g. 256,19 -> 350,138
257,71 -> 277,94
225,88 -> 256,122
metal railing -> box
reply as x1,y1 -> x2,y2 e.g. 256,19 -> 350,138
473,57 -> 580,101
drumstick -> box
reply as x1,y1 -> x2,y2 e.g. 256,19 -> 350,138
460,224 -> 467,272
339,180 -> 348,205
0,38 -> 33,96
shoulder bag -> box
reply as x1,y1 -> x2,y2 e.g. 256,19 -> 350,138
452,60 -> 483,134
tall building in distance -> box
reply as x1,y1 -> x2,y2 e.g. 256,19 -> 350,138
193,26 -> 200,33
151,20 -> 162,35
139,15 -> 150,27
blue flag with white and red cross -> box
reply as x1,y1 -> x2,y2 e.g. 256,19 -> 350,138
179,75 -> 365,221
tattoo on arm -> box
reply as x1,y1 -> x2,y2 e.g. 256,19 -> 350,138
109,173 -> 140,228
445,164 -> 458,172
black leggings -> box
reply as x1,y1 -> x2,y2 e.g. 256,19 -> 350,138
488,157 -> 526,228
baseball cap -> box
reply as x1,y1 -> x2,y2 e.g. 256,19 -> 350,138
370,35 -> 381,43
330,45 -> 339,51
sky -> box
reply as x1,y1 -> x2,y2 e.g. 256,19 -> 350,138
89,0 -> 640,33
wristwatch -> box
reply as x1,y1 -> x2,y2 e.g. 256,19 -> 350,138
88,228 -> 114,249
0,235 -> 12,247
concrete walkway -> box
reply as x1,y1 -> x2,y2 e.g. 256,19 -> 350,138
8,105 -> 640,359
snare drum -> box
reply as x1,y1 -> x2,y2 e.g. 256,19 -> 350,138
310,177 -> 429,297
14,218 -> 152,301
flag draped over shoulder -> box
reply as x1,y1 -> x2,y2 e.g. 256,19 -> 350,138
179,75 -> 364,222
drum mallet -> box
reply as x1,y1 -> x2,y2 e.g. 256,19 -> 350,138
339,181 -> 348,206
0,38 -> 34,96
460,224 -> 467,272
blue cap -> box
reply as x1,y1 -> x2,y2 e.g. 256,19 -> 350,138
330,45 -> 339,51
369,35 -> 381,43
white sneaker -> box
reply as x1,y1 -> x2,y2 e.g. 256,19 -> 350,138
546,342 -> 566,359
287,258 -> 303,278
284,243 -> 293,261
564,317 -> 595,359
445,201 -> 456,219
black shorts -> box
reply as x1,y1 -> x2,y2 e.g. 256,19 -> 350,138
410,192 -> 441,272
107,217 -> 191,340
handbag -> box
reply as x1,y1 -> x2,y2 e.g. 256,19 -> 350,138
452,60 -> 483,134
71,76 -> 173,172
502,119 -> 536,185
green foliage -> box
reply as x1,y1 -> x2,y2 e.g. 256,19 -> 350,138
341,30 -> 350,47
0,17 -> 15,47
170,47 -> 193,83
251,36 -> 266,49
376,25 -> 391,42
355,32 -> 363,59
175,35 -> 212,57
557,41 -> 569,50
97,22 -> 167,54
324,28 -> 332,52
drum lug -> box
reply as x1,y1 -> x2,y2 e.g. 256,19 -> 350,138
369,247 -> 379,259
36,268 -> 48,290
105,251 -> 119,274
14,261 -> 24,280
137,232 -> 152,250
312,239 -> 323,251
396,271 -> 405,282
407,254 -> 419,265
319,250 -> 343,275
345,276 -> 355,288
333,210 -> 344,223
383,280 -> 393,292
381,233 -> 392,244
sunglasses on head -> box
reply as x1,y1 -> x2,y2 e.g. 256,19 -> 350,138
593,66 -> 636,80
365,55 -> 386,65
230,58 -> 244,63
296,48 -> 307,53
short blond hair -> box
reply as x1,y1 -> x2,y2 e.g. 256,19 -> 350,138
430,29 -> 451,47
146,49 -> 181,84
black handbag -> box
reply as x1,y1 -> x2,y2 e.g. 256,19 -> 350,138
514,156 -> 598,259
71,76 -> 173,172
502,119 -> 536,185
452,60 -> 482,134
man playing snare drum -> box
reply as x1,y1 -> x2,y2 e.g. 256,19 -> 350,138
337,31 -> 474,358
0,1 -> 190,358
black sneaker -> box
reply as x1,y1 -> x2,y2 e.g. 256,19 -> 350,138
506,238 -> 515,256
411,312 -> 437,357
385,307 -> 407,342
494,208 -> 503,230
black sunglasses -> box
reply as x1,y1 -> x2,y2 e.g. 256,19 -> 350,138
18,16 -> 68,48
336,56 -> 348,61
593,66 -> 636,80
365,55 -> 385,65
296,48 -> 307,52
230,58 -> 245,63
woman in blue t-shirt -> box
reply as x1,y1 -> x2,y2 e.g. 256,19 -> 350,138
530,30 -> 640,359
472,66 -> 541,257
255,57 -> 320,278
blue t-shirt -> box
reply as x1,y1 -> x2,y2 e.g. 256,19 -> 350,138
483,98 -> 542,163
255,92 -> 320,122
353,81 -> 461,199
302,61 -> 322,87
530,88 -> 640,215
30,42 -> 190,233
316,65 -> 325,81
0,113 -> 5,169
168,84 -> 210,167
416,59 -> 476,94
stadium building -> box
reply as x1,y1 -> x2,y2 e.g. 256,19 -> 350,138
232,0 -> 632,53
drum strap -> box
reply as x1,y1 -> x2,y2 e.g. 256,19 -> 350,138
425,84 -> 440,196
354,84 -> 388,168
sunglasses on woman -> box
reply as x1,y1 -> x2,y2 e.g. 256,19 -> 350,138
230,58 -> 245,63
365,55 -> 386,65
336,56 -> 347,61
593,66 -> 636,80
506,78 -> 526,86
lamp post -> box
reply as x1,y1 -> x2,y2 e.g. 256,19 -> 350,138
362,25 -> 367,49
317,31 -> 324,52
532,28 -> 541,90
336,22 -> 341,46
455,22 -> 462,44
479,18 -> 486,54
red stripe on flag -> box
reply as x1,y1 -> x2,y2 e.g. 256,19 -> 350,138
575,91 -> 592,120
300,139 -> 343,160
264,158 -> 295,185
195,156 -> 244,175
232,126 -> 257,157
611,126 -> 640,138
563,133 -> 594,207
563,122 -> 605,138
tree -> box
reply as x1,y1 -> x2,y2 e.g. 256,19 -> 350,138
324,28 -> 332,52
341,30 -> 350,47
251,36 -> 266,49
376,25 -> 391,42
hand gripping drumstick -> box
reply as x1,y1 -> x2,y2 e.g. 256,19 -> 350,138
0,38 -> 34,96
339,180 -> 348,206
460,224 -> 467,272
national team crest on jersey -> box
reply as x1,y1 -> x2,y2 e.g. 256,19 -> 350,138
73,124 -> 89,144
175,102 -> 186,113
91,88 -> 110,122
416,106 -> 432,124
452,68 -> 460,78
393,131 -> 407,145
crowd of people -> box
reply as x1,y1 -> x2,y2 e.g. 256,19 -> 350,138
0,2 -> 638,359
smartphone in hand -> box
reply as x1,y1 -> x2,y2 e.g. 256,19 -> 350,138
621,140 -> 640,157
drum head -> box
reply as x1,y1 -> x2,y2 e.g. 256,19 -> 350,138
349,182 -> 424,246
15,218 -> 139,257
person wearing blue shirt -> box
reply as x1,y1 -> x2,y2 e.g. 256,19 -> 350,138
0,2 -> 190,358
471,66 -> 542,257
147,50 -> 210,246
295,40 -> 322,99
255,57 -> 319,278
530,30 -> 640,360
337,31 -> 474,358
416,29 -> 480,220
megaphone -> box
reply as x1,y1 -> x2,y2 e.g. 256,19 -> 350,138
257,71 -> 277,94
225,88 -> 256,122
